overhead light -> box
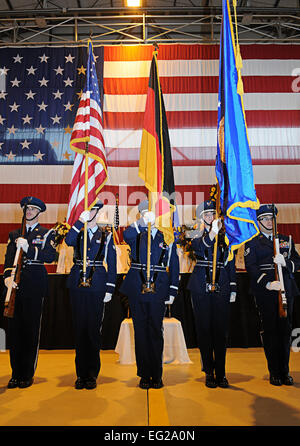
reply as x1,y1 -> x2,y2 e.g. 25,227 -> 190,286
125,0 -> 141,7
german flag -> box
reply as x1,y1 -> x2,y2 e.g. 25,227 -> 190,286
139,49 -> 176,245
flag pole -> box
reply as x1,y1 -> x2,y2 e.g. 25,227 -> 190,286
142,191 -> 153,293
211,182 -> 221,292
80,42 -> 92,288
146,192 -> 151,285
80,142 -> 89,287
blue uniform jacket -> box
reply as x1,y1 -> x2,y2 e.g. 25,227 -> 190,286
120,219 -> 180,301
244,232 -> 300,298
65,220 -> 116,295
187,230 -> 236,296
3,224 -> 57,292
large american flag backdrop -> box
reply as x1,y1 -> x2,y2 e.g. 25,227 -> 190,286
0,43 -> 299,272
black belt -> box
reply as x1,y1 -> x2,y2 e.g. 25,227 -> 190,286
75,260 -> 104,267
23,260 -> 44,266
195,260 -> 225,268
131,262 -> 167,272
259,263 -> 275,271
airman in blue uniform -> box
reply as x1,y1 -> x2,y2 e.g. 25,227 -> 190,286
187,200 -> 237,388
65,200 -> 117,389
120,200 -> 180,389
3,196 -> 57,389
244,204 -> 300,386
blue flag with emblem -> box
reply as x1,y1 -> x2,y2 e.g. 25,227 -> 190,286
216,0 -> 260,261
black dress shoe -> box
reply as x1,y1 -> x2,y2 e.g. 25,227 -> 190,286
139,378 -> 151,389
205,374 -> 217,388
19,378 -> 33,388
217,376 -> 229,388
85,378 -> 97,389
7,378 -> 19,389
282,374 -> 294,386
269,375 -> 282,386
151,379 -> 164,389
75,378 -> 86,389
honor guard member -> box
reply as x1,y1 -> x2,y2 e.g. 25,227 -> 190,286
120,200 -> 179,389
65,200 -> 116,389
3,196 -> 57,389
187,200 -> 237,388
244,204 -> 300,386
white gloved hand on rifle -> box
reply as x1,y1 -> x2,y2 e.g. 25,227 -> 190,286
16,237 -> 29,253
103,293 -> 112,303
273,253 -> 286,267
79,210 -> 90,224
4,276 -> 17,289
165,295 -> 175,305
230,292 -> 236,303
266,281 -> 281,291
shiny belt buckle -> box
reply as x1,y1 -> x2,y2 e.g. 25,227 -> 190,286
141,281 -> 156,293
206,283 -> 220,293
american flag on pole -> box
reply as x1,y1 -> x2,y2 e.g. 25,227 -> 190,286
66,41 -> 107,227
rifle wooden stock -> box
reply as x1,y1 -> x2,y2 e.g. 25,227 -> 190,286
3,208 -> 27,318
3,247 -> 22,318
272,206 -> 287,318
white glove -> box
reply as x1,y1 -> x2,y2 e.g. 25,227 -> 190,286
79,210 -> 90,223
230,292 -> 236,303
165,295 -> 175,305
103,292 -> 112,303
273,253 -> 286,267
211,218 -> 221,234
4,276 -> 17,289
16,237 -> 29,253
209,218 -> 222,240
143,211 -> 156,226
266,281 -> 281,291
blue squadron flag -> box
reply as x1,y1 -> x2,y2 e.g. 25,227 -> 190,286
216,0 -> 260,261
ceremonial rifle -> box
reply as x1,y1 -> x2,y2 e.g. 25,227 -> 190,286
4,205 -> 27,318
272,204 -> 287,318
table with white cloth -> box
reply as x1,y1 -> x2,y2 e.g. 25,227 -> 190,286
115,317 -> 192,365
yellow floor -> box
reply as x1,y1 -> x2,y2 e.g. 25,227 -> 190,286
1,348 -> 300,427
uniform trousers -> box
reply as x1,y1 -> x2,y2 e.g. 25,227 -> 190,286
9,285 -> 44,381
70,288 -> 105,379
191,291 -> 230,379
129,295 -> 166,382
255,291 -> 293,377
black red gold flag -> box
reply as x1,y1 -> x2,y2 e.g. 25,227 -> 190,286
139,49 -> 176,245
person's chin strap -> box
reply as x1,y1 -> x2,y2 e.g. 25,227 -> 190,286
25,208 -> 41,222
88,208 -> 99,223
258,217 -> 272,232
203,217 -> 212,229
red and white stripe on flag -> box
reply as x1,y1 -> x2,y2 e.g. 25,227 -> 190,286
66,49 -> 107,227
